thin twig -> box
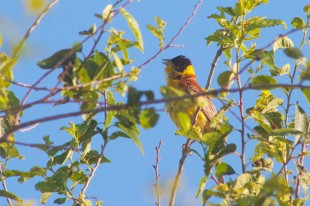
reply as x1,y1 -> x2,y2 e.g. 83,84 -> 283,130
3,82 -> 310,141
169,138 -> 192,206
12,0 -> 60,58
206,46 -> 224,90
153,140 -> 162,206
138,0 -> 203,69
80,140 -> 108,201
0,161 -> 12,206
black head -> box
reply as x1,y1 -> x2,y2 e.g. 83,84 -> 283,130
170,55 -> 192,72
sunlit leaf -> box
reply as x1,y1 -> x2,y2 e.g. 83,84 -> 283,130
177,112 -> 191,133
294,104 -> 308,136
273,36 -> 294,52
121,9 -> 144,52
112,52 -> 124,72
40,192 -> 52,204
195,176 -> 207,198
102,4 -> 114,23
270,64 -> 290,76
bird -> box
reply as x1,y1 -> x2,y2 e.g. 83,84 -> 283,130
162,55 -> 217,134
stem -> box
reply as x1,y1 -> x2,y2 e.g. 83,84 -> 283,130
0,161 -> 12,206
12,0 -> 60,58
80,140 -> 108,201
235,47 -> 246,173
153,140 -> 162,206
205,47 -> 223,90
169,139 -> 191,206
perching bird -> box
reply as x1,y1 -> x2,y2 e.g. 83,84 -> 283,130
163,55 -> 217,134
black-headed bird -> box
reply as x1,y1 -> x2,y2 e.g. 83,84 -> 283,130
163,55 -> 217,134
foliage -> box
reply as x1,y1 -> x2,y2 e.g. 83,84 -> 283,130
0,0 -> 310,205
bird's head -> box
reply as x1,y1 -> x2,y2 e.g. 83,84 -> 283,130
162,55 -> 196,79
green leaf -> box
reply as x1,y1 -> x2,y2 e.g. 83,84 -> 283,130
54,197 -> 67,205
35,167 -> 70,194
79,24 -> 96,35
0,190 -> 22,202
195,176 -> 207,198
121,9 -> 144,52
147,16 -> 166,48
177,112 -> 191,133
291,17 -> 305,29
217,6 -> 235,16
270,128 -> 304,136
217,71 -> 235,89
83,51 -> 114,82
304,3 -> 310,12
250,110 -> 272,133
301,88 -> 310,105
81,150 -> 110,165
215,162 -> 235,177
37,49 -> 76,69
284,47 -> 303,59
273,36 -> 294,52
115,113 -> 143,153
0,55 -> 17,88
251,75 -> 278,90
139,108 -> 159,129
127,86 -> 142,106
270,64 -> 290,76
129,66 -> 140,81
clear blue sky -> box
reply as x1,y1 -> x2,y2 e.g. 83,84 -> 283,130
1,0 -> 309,205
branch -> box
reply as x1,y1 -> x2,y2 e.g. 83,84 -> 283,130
0,161 -> 12,206
153,140 -> 162,206
138,0 -> 203,69
205,46 -> 224,90
12,0 -> 60,58
2,82 -> 310,141
169,138 -> 192,206
80,140 -> 108,201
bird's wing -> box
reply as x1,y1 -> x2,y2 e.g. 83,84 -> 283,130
185,79 -> 217,121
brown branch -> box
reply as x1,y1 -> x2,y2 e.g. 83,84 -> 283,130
153,140 -> 162,206
0,161 -> 12,206
169,138 -> 192,206
12,0 -> 60,58
138,0 -> 203,69
205,46 -> 224,90
11,1 -> 132,127
8,140 -> 80,152
80,140 -> 108,201
2,82 -> 310,141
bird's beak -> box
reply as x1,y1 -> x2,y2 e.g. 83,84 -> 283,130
162,59 -> 173,66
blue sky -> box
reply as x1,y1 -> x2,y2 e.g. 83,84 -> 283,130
1,0 -> 310,205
